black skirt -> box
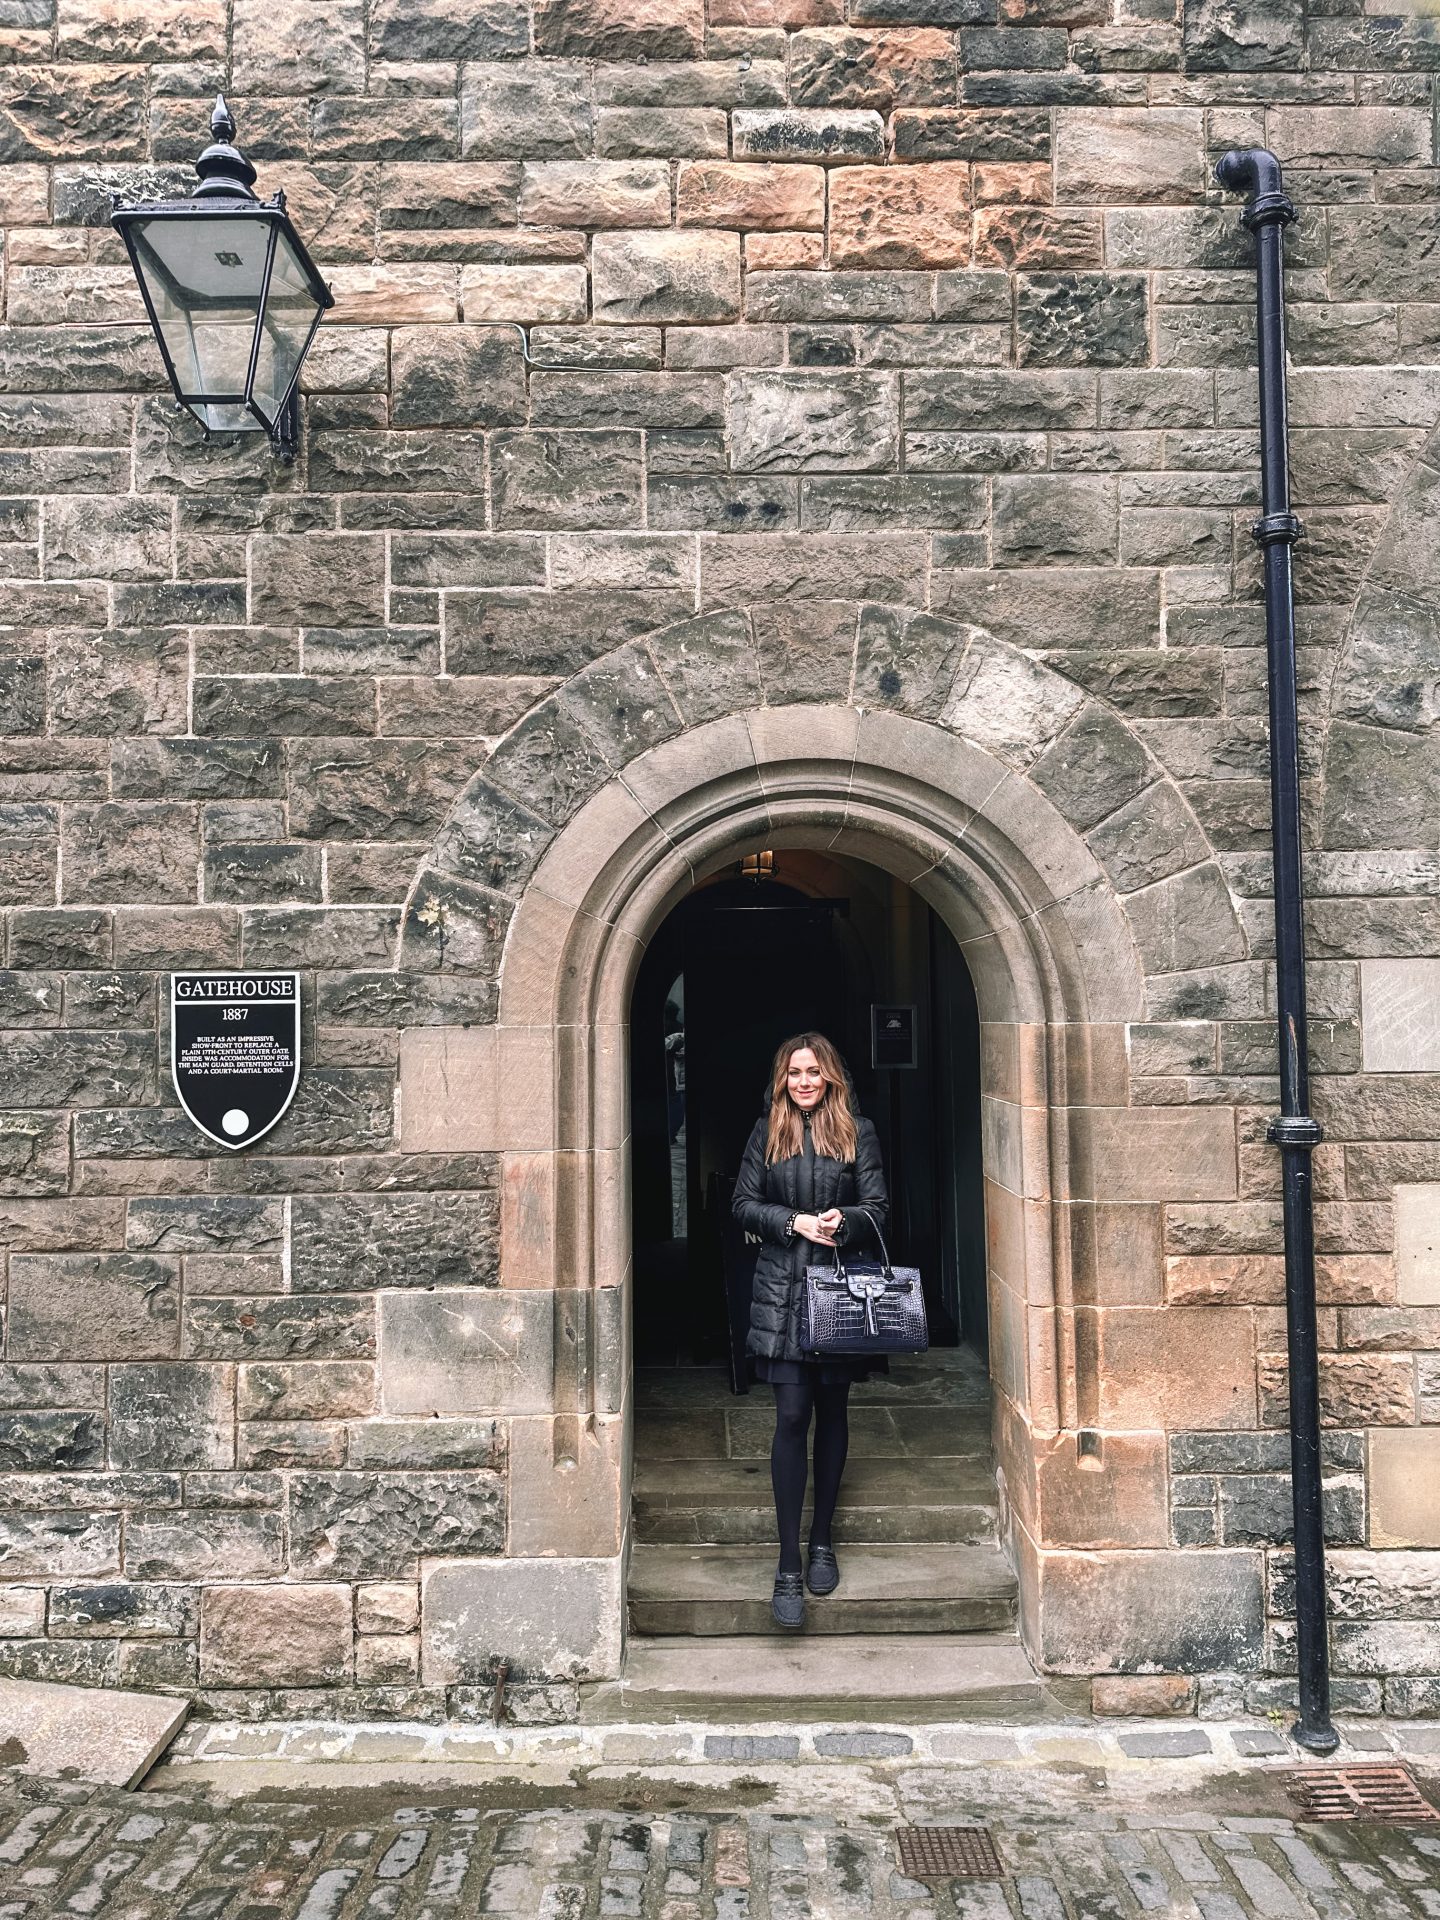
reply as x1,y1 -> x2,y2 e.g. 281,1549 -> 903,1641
749,1353 -> 890,1387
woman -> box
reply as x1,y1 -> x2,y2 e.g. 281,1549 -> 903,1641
731,1032 -> 889,1629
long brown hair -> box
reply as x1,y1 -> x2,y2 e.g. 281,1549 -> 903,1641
764,1032 -> 859,1166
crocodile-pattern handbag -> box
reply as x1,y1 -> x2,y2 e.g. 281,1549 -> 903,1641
799,1208 -> 929,1357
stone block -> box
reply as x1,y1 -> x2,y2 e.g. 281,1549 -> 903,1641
1055,109 -> 1204,205
993,475 -> 1117,567
391,327 -> 527,427
1036,1548 -> 1264,1673
727,371 -> 899,473
1395,1184 -> 1440,1308
379,1288 -> 555,1415
201,1583 -> 352,1686
460,64 -> 589,160
1094,1306 -> 1256,1431
292,1192 -> 499,1292
1091,1673 -> 1197,1717
423,1556 -> 622,1681
1362,959 -> 1440,1072
370,0 -> 528,60
1369,1429 -> 1440,1549
535,0 -> 703,58
357,1581 -> 420,1633
508,1415 -> 624,1557
110,1364 -> 235,1470
233,0 -> 364,92
460,265 -> 588,324
1035,1430 -> 1168,1547
519,160 -> 670,228
678,162 -> 824,231
288,1469 -> 504,1576
0,1675 -> 188,1789
45,498 -> 172,581
492,430 -> 644,531
1017,273 -> 1149,369
731,109 -> 885,164
48,1582 -> 193,1640
592,231 -> 740,325
828,164 -> 969,269
7,1253 -> 180,1361
237,1363 -> 375,1422
61,802 -> 199,905
1079,1109 -> 1236,1204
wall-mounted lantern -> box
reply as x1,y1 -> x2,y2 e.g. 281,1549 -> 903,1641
112,96 -> 334,463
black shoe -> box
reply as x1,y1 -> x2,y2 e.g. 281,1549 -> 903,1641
806,1543 -> 840,1596
772,1568 -> 805,1628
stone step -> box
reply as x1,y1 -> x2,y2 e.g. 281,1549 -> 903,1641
627,1543 -> 1018,1637
632,1455 -> 1000,1546
635,1400 -> 994,1465
582,1631 -> 1075,1723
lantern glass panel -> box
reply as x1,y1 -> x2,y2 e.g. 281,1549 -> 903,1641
127,210 -> 274,431
250,225 -> 325,426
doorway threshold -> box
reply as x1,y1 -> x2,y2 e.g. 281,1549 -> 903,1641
579,1632 -> 1091,1727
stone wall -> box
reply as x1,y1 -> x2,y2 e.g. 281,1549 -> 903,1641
1,0 -> 1439,1717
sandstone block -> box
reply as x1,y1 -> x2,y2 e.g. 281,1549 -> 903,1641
829,164 -> 969,269
461,64 -> 592,160
1055,109 -> 1204,205
994,475 -> 1117,567
379,1288 -> 554,1415
1395,1184 -> 1440,1308
357,1582 -> 420,1633
1036,1548 -> 1263,1673
201,1583 -> 351,1686
519,160 -> 670,228
746,233 -> 825,271
233,0 -> 364,93
1017,273 -> 1148,368
790,26 -> 955,110
460,265 -> 588,324
1092,1673 -> 1197,1716
44,497 -> 171,581
48,631 -> 188,740
251,534 -> 385,627
1080,1109 -> 1235,1204
1362,958 -> 1440,1072
7,1253 -> 180,1361
596,107 -> 728,159
535,0 -> 703,57
423,1556 -> 622,1681
677,161 -> 824,231
391,326 -> 527,427
728,371 -> 898,472
370,0 -> 527,60
0,67 -> 146,165
1095,1306 -> 1255,1430
1182,0 -> 1301,71
109,1364 -> 234,1470
731,109 -> 885,164
288,1469 -> 505,1575
1370,1429 -> 1440,1549
237,1363 -> 375,1422
292,1192 -> 499,1292
492,430 -> 644,530
592,231 -> 740,324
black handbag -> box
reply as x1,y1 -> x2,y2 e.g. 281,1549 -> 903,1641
799,1207 -> 929,1357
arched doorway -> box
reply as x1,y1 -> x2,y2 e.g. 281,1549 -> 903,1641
626,847 -> 1001,1635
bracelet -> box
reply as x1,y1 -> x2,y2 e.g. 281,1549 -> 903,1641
784,1212 -> 797,1241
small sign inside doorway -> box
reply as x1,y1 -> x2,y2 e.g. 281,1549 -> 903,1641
871,1003 -> 917,1070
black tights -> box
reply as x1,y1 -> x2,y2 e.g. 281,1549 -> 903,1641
770,1378 -> 850,1574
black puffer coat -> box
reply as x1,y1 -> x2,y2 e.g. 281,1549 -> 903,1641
732,1089 -> 889,1364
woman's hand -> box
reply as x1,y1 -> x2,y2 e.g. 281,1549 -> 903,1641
817,1208 -> 845,1240
793,1212 -> 840,1246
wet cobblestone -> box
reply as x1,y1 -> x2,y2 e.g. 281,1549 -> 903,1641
0,1771 -> 1438,1918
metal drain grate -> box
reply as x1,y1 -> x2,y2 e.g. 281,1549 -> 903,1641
896,1826 -> 1005,1879
1285,1765 -> 1440,1824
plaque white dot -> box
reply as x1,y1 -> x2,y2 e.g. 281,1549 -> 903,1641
221,1109 -> 249,1137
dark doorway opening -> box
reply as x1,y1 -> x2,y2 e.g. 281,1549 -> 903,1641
628,850 -> 988,1380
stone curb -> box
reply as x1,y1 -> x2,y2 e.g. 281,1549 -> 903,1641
165,1716 -> 1440,1772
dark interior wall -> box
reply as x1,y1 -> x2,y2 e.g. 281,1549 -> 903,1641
629,849 -> 986,1372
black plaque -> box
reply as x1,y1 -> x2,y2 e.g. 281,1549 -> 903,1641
872,1003 -> 917,1070
172,971 -> 300,1149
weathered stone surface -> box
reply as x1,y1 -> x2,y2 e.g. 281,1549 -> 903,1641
829,164 -> 969,269
423,1556 -> 623,1682
728,371 -> 898,472
1017,274 -> 1148,368
201,1583 -> 352,1685
0,1675 -> 188,1788
677,161 -> 824,230
732,109 -> 886,164
108,1364 -> 235,1471
592,232 -> 741,324
1361,958 -> 1440,1073
371,0 -> 528,61
7,1255 -> 180,1361
379,1287 -> 554,1414
391,328 -> 527,427
492,431 -> 644,530
288,1470 -> 505,1576
1055,109 -> 1204,204
520,160 -> 670,228
461,64 -> 592,160
292,1193 -> 498,1292
535,0 -> 703,58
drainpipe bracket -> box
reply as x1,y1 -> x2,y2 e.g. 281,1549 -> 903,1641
1252,510 -> 1305,548
1267,1114 -> 1324,1149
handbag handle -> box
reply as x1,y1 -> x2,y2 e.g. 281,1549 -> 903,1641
829,1204 -> 893,1278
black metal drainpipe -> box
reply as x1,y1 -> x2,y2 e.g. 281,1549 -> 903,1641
1214,147 -> 1338,1756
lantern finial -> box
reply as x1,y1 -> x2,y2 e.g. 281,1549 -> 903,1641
193,93 -> 258,201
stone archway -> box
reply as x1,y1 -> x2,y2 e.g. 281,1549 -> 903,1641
399,607 -> 1258,1684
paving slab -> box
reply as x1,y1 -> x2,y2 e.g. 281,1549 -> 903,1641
0,1676 -> 188,1788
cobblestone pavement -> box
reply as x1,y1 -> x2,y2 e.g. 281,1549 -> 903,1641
3,1757 -> 1440,1919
